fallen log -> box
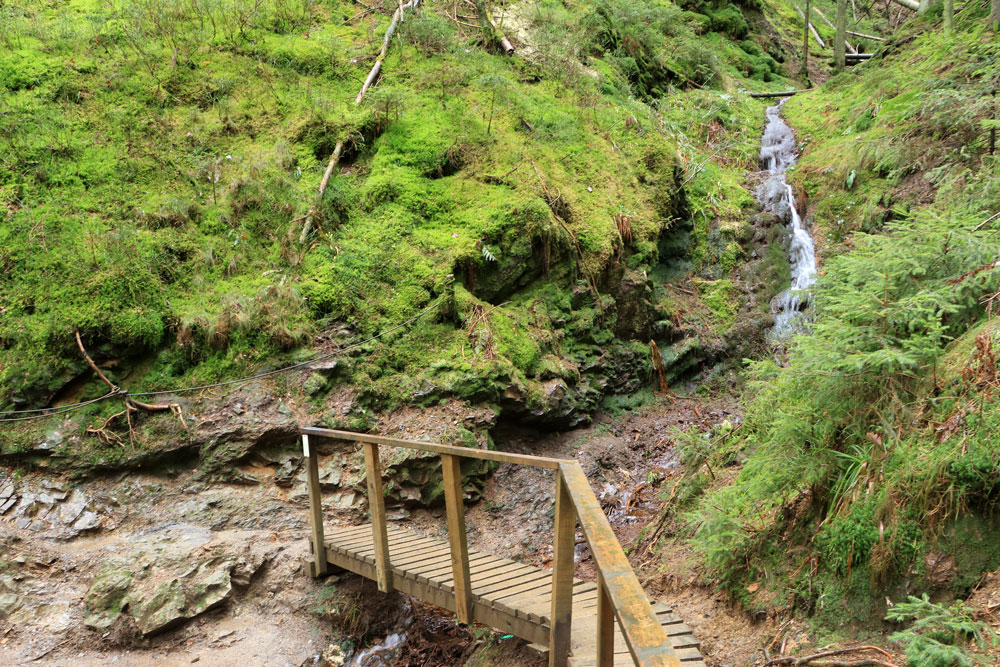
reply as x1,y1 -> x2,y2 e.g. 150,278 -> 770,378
794,5 -> 826,48
889,0 -> 919,10
750,90 -> 813,97
845,52 -> 874,60
846,29 -> 886,41
472,0 -> 514,54
300,0 -> 422,243
811,6 -> 856,53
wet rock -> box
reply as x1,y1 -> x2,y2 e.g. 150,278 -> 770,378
87,551 -> 264,636
195,382 -> 299,478
0,575 -> 23,618
309,358 -> 340,378
273,458 -> 302,487
303,373 -> 328,396
925,551 -> 957,589
40,478 -> 68,500
134,578 -> 188,635
34,430 -> 63,452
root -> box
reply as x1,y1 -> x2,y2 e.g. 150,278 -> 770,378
76,331 -> 186,449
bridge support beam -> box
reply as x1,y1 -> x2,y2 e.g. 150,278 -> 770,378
550,470 -> 576,667
441,453 -> 474,624
304,434 -> 328,577
363,442 -> 393,592
597,572 -> 614,666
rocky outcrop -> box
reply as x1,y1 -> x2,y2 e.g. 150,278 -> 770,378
0,478 -> 110,538
84,544 -> 271,636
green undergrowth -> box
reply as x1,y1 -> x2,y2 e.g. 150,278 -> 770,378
683,5 -> 1000,629
0,0 -> 798,430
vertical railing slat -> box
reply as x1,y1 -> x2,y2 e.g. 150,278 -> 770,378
441,453 -> 473,624
363,441 -> 393,592
304,434 -> 328,577
596,572 -> 614,666
549,470 -> 576,667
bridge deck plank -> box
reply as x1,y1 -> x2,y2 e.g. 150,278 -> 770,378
321,523 -> 702,666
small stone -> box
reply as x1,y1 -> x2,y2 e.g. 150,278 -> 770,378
73,512 -> 102,532
59,489 -> 88,525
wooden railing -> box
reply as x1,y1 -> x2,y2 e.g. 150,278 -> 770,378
301,426 -> 681,667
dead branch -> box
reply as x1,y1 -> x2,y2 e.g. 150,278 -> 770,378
301,0 -> 421,243
75,331 -> 117,392
76,331 -> 186,448
649,340 -> 678,398
765,645 -> 900,667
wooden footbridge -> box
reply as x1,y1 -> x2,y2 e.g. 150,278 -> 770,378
301,427 -> 704,666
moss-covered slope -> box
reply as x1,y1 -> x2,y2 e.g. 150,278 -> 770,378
1,0 -> 797,442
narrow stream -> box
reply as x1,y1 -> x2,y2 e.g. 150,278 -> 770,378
756,100 -> 817,336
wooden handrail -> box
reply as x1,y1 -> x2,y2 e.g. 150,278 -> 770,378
303,427 -> 679,666
558,461 -> 680,667
301,426 -> 564,469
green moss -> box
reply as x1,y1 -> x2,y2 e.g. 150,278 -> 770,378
694,278 -> 738,329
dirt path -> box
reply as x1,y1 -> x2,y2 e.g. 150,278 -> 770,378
1,395 -> 775,666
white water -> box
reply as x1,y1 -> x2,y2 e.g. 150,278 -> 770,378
350,632 -> 407,666
756,100 -> 817,336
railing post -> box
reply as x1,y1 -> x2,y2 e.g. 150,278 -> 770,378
441,453 -> 474,625
304,434 -> 328,577
596,572 -> 614,666
362,441 -> 393,592
550,470 -> 576,667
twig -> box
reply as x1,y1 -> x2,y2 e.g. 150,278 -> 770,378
973,211 -> 1000,231
766,620 -> 793,655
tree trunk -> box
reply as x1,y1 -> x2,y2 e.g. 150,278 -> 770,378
993,0 -> 1000,31
795,5 -> 826,48
800,0 -> 811,80
834,0 -> 847,72
813,6 -> 855,52
943,0 -> 953,33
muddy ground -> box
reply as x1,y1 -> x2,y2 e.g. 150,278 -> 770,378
0,395 -> 943,666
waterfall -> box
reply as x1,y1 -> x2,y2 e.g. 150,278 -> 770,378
756,100 -> 817,336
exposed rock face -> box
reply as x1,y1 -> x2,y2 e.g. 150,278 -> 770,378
0,478 -> 112,538
193,382 -> 301,480
285,401 -> 499,510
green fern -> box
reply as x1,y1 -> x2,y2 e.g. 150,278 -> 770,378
886,594 -> 998,667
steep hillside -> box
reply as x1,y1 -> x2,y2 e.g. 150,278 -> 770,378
683,0 -> 1000,635
0,0 -> 796,466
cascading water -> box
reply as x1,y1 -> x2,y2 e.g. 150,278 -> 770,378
756,100 -> 817,336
